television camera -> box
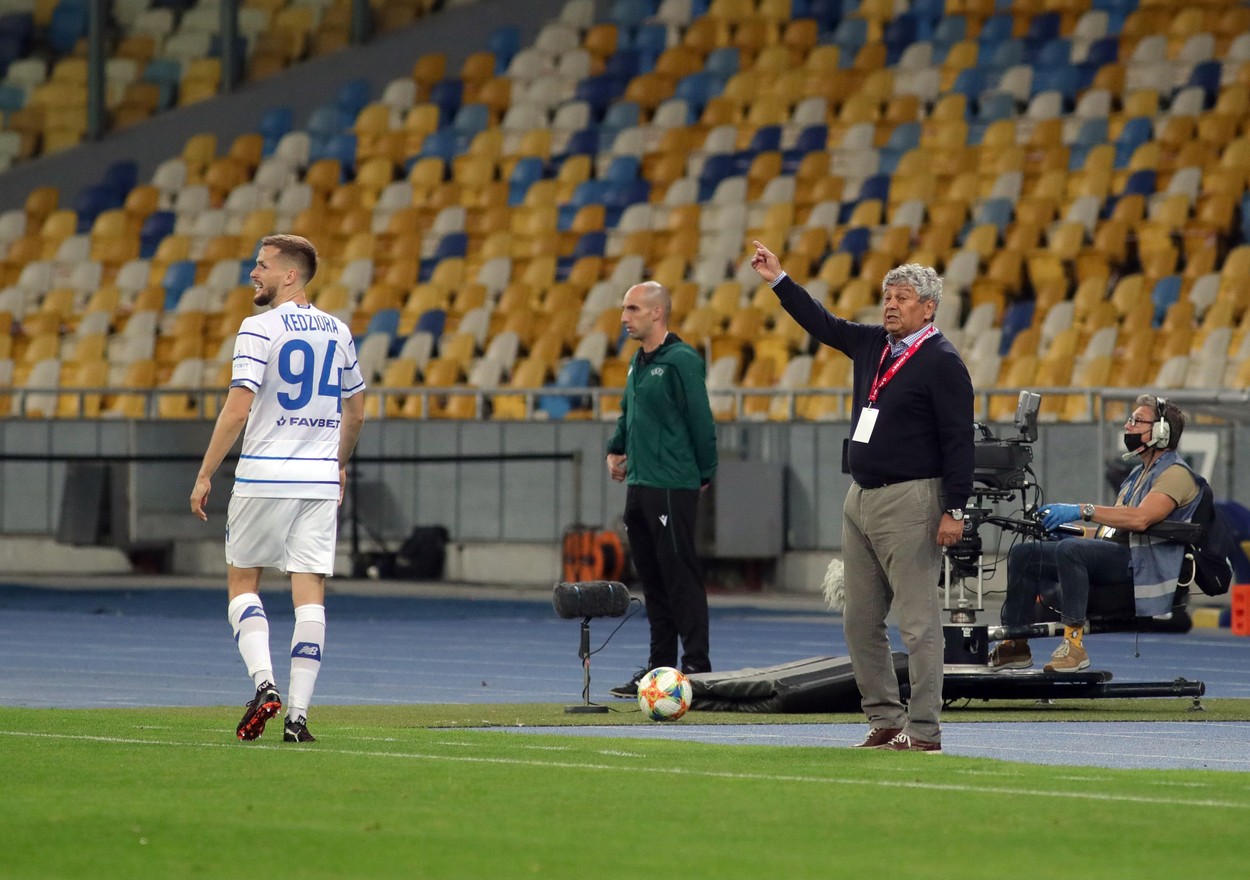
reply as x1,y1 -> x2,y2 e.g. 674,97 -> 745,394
942,391 -> 1047,629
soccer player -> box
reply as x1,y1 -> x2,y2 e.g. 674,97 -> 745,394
190,234 -> 366,743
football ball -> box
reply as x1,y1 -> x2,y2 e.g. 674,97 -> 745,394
636,666 -> 692,721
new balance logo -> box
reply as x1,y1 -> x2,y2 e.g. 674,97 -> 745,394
292,642 -> 322,661
659,515 -> 668,526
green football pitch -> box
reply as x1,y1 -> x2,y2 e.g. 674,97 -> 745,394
4,704 -> 1249,880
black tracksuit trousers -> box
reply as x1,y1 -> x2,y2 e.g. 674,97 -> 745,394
623,484 -> 710,673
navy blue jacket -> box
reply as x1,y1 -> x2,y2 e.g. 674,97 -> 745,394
773,275 -> 974,510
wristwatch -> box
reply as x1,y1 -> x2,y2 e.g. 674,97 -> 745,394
946,509 -> 965,521
1081,503 -> 1095,521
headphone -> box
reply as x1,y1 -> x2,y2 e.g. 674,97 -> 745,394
1150,396 -> 1171,449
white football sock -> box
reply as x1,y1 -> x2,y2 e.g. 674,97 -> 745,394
287,603 -> 325,720
227,593 -> 274,689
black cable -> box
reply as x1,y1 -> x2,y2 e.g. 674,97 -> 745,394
587,596 -> 643,657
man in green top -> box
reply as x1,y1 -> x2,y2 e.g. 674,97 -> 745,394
605,281 -> 718,698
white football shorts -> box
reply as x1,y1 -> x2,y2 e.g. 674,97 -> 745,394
225,495 -> 339,575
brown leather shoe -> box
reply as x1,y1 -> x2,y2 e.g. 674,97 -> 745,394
879,732 -> 942,753
850,727 -> 903,748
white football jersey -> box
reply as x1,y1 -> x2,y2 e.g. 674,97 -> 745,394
230,301 -> 366,499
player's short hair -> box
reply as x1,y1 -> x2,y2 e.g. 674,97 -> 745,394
260,234 -> 318,284
882,263 -> 942,311
633,281 -> 671,323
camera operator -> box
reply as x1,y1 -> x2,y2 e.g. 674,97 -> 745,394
990,396 -> 1200,672
751,242 -> 973,754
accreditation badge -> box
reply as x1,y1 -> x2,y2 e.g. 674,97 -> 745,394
852,407 -> 878,443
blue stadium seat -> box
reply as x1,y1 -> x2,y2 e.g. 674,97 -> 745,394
674,71 -> 718,115
782,125 -> 828,172
306,104 -> 348,142
574,75 -> 624,120
1120,169 -> 1156,198
1082,36 -> 1118,69
428,79 -> 463,126
72,184 -> 120,234
983,39 -> 1024,71
559,232 -> 606,277
805,0 -> 843,27
414,309 -> 446,341
972,197 -> 1014,235
100,160 -> 138,201
138,211 -> 176,258
704,47 -> 739,80
48,4 -> 87,54
487,26 -> 521,73
507,156 -> 545,207
883,14 -> 918,63
624,22 -> 667,65
1113,117 -> 1153,168
538,358 -> 593,419
161,260 -> 198,310
556,127 -> 599,161
601,179 -> 649,226
998,299 -> 1035,356
604,155 -> 641,183
952,67 -> 990,103
143,58 -> 182,109
1024,12 -> 1061,53
1032,38 -> 1071,68
932,16 -> 967,56
420,233 -> 468,281
1188,61 -> 1221,108
604,50 -> 640,81
309,132 -> 356,167
0,82 -> 25,116
697,154 -> 737,201
258,105 -> 293,155
828,18 -> 868,59
1029,64 -> 1080,109
599,100 -> 641,140
364,308 -> 402,354
977,14 -> 1014,48
837,226 -> 872,263
609,0 -> 650,29
451,103 -> 490,139
1150,276 -> 1182,327
336,79 -> 372,119
417,128 -> 462,162
557,179 -> 607,228
975,92 -> 1017,123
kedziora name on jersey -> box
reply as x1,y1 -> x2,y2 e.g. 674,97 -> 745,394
280,312 -> 339,333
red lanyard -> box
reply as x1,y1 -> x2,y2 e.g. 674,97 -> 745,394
867,324 -> 937,406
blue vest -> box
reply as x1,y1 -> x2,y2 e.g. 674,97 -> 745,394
1118,450 -> 1201,616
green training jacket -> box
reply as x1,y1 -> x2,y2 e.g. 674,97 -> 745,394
606,333 -> 718,490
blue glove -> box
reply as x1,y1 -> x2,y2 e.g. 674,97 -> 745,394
1041,504 -> 1081,531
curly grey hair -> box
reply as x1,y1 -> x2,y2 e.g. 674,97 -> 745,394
881,263 -> 942,312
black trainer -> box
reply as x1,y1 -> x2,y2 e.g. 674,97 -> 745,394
237,681 -> 282,741
608,668 -> 647,699
283,715 -> 316,743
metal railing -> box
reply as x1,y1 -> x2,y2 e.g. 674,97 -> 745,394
5,385 -> 1250,423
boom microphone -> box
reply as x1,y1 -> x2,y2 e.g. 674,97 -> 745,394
552,580 -> 631,619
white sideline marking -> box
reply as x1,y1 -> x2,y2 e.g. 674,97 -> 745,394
2,729 -> 1247,810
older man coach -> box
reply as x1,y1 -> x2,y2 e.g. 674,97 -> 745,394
751,241 -> 974,754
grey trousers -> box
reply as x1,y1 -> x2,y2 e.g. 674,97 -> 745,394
842,478 -> 945,742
